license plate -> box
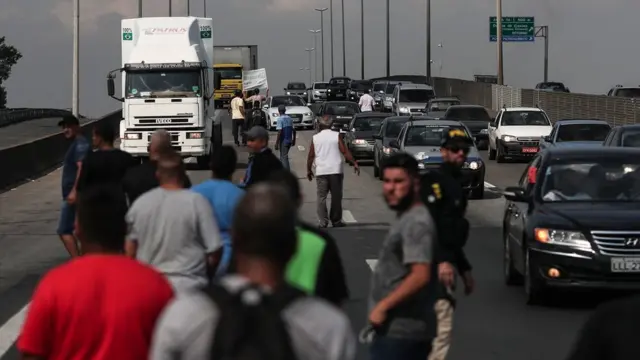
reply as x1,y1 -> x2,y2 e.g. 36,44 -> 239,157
522,147 -> 538,153
611,258 -> 640,272
336,94 -> 344,97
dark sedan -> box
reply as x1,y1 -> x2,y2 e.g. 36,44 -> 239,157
603,124 -> 640,148
502,147 -> 640,305
314,101 -> 361,132
372,116 -> 411,178
539,119 -> 611,149
344,112 -> 387,160
442,105 -> 493,149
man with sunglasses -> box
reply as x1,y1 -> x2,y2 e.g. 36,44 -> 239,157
420,128 -> 474,360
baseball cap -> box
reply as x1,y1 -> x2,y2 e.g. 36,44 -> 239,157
441,127 -> 473,148
278,104 -> 287,114
245,126 -> 269,141
58,115 -> 80,127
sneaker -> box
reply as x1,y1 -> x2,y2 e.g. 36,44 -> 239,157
318,222 -> 329,228
332,221 -> 346,228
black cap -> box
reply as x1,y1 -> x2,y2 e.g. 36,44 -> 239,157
245,126 -> 269,141
58,114 -> 80,127
441,127 -> 473,148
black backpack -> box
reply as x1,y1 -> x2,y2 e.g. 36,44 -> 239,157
205,282 -> 304,360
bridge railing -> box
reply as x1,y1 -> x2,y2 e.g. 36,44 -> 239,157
0,108 -> 77,128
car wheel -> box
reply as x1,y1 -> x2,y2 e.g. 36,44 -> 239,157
504,231 -> 523,286
489,143 -> 497,160
373,155 -> 380,178
524,249 -> 547,305
496,143 -> 506,163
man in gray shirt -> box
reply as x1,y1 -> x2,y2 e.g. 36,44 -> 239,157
368,152 -> 437,360
150,183 -> 355,360
125,151 -> 222,292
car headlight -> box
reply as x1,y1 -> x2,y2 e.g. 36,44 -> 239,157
271,112 -> 279,117
327,89 -> 332,92
382,146 -> 392,154
418,163 -> 425,169
385,96 -> 392,101
480,129 -> 488,134
501,134 -> 517,142
400,107 -> 409,113
414,152 -> 427,160
304,112 -> 312,116
314,91 -> 320,95
534,228 -> 592,250
352,139 -> 367,145
124,132 -> 142,140
303,92 -> 307,95
464,160 -> 483,170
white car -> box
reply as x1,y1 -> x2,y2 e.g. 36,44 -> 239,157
263,95 -> 314,131
487,107 -> 553,163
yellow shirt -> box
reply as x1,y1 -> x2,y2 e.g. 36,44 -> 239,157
230,97 -> 244,120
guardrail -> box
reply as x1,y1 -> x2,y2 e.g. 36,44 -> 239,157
0,110 -> 121,190
0,108 -> 77,128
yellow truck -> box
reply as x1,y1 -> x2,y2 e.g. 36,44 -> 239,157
213,45 -> 259,108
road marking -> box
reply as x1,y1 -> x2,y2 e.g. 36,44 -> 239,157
0,303 -> 29,356
366,259 -> 378,272
297,145 -> 305,151
342,210 -> 357,223
484,181 -> 496,189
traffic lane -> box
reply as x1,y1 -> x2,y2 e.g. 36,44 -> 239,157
479,150 -> 528,190
0,117 -> 91,150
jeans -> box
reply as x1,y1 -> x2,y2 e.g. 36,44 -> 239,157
57,201 -> 76,235
232,118 -> 245,144
279,143 -> 292,170
370,336 -> 432,360
316,174 -> 344,226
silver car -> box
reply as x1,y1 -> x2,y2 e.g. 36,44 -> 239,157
309,82 -> 328,103
392,83 -> 436,116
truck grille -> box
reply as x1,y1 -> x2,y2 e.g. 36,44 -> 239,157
148,133 -> 180,142
592,230 -> 640,256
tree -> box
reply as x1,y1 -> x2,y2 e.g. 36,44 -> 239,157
0,37 -> 23,109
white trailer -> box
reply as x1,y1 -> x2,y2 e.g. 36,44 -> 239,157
107,16 -> 221,168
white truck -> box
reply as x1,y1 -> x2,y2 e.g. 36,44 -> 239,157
487,107 -> 553,163
107,17 -> 221,168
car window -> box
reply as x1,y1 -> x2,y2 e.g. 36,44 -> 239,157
353,117 -> 384,132
519,156 -> 542,193
428,100 -> 460,112
287,83 -> 306,90
373,83 -> 386,92
501,111 -> 550,126
330,79 -> 349,85
271,96 -> 306,107
556,124 -> 611,142
399,89 -> 435,103
403,125 -> 470,147
614,88 -> 640,98
622,130 -> 640,147
602,128 -> 616,145
548,125 -> 557,141
444,107 -> 490,121
314,83 -> 328,89
325,103 -> 359,115
385,120 -> 408,138
385,83 -> 398,94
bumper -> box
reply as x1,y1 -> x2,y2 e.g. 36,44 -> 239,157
350,144 -> 375,159
530,246 -> 640,291
327,91 -> 347,99
120,137 -> 208,157
270,117 -> 314,128
498,139 -> 540,157
312,94 -> 326,101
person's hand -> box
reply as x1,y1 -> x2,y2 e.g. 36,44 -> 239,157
438,262 -> 455,288
307,171 -> 314,181
368,302 -> 388,327
462,271 -> 475,295
67,189 -> 77,205
353,162 -> 360,176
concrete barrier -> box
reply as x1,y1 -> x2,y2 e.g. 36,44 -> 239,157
1,110 -> 121,190
0,108 -> 76,128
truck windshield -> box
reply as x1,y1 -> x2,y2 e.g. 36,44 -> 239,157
215,67 -> 242,80
126,70 -> 201,98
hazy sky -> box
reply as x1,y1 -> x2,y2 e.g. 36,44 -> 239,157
1,0 -> 638,116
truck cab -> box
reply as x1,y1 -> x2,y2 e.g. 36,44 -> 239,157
212,46 -> 259,108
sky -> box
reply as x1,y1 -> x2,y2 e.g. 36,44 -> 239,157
1,0 -> 639,117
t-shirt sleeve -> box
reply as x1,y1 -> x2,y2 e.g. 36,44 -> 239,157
74,140 -> 90,163
276,117 -> 283,130
17,276 -> 55,357
193,194 -> 222,253
401,208 -> 435,265
125,205 -> 139,242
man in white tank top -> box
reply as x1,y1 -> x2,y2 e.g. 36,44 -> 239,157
306,117 -> 360,228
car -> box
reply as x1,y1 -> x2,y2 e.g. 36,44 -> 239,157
309,82 -> 328,103
372,116 -> 413,178
371,81 -> 387,110
487,107 -> 552,163
502,147 -> 640,305
425,97 -> 461,118
263,95 -> 314,130
602,124 -> 640,147
441,105 -> 493,150
381,81 -> 402,112
347,80 -> 373,102
314,101 -> 361,132
539,119 -> 611,150
534,82 -> 570,93
392,83 -> 436,116
388,119 -> 485,198
606,85 -> 640,98
326,77 -> 351,101
343,112 -> 388,161
284,82 -> 308,97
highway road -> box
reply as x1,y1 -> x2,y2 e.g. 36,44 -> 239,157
0,117 -> 91,150
0,109 -> 620,359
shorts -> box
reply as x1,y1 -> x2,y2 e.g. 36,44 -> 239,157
57,201 -> 76,235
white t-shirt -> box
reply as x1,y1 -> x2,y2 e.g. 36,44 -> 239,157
359,94 -> 375,112
230,97 -> 244,120
313,130 -> 344,176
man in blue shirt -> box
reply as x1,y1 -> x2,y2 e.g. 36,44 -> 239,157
274,104 -> 296,170
191,145 -> 245,277
57,115 -> 90,257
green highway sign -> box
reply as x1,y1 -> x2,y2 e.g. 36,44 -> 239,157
490,17 -> 534,42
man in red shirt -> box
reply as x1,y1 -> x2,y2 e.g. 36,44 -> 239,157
18,184 -> 174,360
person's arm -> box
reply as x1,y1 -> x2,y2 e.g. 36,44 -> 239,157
67,141 -> 90,203
275,117 -> 283,148
17,277 -> 54,359
338,137 -> 359,172
124,205 -> 139,258
306,142 -> 316,179
193,194 -> 223,270
238,100 -> 245,117
75,155 -> 90,193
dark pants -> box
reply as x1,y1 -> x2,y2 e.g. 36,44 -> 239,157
370,336 -> 432,360
279,143 -> 291,170
316,174 -> 343,226
232,118 -> 246,145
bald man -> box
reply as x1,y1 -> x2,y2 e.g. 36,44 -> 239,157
123,130 -> 192,204
126,151 -> 222,293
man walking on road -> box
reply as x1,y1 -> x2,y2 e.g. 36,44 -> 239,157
240,126 -> 283,188
230,90 -> 246,146
359,89 -> 375,112
274,104 -> 296,170
307,116 -> 359,228
57,115 -> 90,257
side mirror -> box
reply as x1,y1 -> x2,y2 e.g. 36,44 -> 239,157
372,134 -> 382,140
107,77 -> 115,97
389,139 -> 400,149
489,121 -> 496,128
214,72 -> 221,90
283,88 -> 287,91
543,135 -> 551,142
503,186 -> 529,202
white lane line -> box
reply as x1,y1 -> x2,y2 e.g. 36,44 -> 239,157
0,304 -> 29,356
342,210 -> 357,223
484,181 -> 496,189
366,259 -> 378,272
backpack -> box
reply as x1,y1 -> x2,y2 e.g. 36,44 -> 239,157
205,282 -> 304,360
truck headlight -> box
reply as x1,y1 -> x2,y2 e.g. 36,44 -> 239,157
501,134 -> 517,142
400,107 -> 409,113
480,129 -> 488,134
464,160 -> 483,170
124,133 -> 142,140
187,132 -> 203,139
534,228 -> 592,250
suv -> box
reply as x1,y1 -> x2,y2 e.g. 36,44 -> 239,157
348,80 -> 373,102
309,82 -> 328,103
392,83 -> 435,116
607,85 -> 640,98
327,77 -> 351,101
487,107 -> 552,163
284,82 -> 308,97
534,82 -> 570,93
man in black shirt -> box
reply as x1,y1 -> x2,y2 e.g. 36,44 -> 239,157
122,129 -> 192,204
239,126 -> 283,188
76,122 -> 138,193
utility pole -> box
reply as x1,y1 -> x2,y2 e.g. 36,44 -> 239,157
169,0 -> 172,16
315,8 -> 328,81
426,0 -> 431,84
305,48 -> 315,86
535,25 -> 549,82
187,0 -> 190,15
204,0 -> 207,16
385,0 -> 390,77
330,0 -> 334,77
360,0 -> 364,79
496,0 -> 504,85
310,30 -> 321,82
341,0 -> 346,76
72,0 -> 79,117
138,0 -> 142,17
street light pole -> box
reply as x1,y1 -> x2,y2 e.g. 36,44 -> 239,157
426,0 -> 431,84
496,0 -> 504,85
341,0 -> 346,76
534,25 -> 549,83
305,48 -> 315,86
360,0 -> 364,79
204,0 -> 207,17
315,8 -> 328,81
72,0 -> 79,117
310,30 -> 321,82
169,0 -> 172,16
330,0 -> 334,78
138,0 -> 142,17
385,0 -> 390,77
187,0 -> 190,15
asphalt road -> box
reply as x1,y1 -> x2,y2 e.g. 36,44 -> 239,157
0,117 -> 91,150
0,110 -> 618,359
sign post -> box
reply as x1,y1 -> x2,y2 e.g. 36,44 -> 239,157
490,17 -> 535,42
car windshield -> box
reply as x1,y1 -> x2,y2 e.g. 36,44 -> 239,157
314,83 -> 328,89
501,111 -> 550,126
326,103 -> 359,115
126,69 -> 201,98
615,88 -> 640,98
271,96 -> 306,107
556,124 -> 611,142
350,82 -> 370,90
541,159 -> 640,202
353,117 -> 384,132
539,83 -> 566,91
399,89 -> 435,103
385,83 -> 398,94
404,125 -> 470,146
214,67 -> 242,80
330,79 -> 349,85
287,83 -> 306,90
373,83 -> 386,92
622,131 -> 640,147
385,120 -> 409,137
428,100 -> 460,112
444,107 -> 490,121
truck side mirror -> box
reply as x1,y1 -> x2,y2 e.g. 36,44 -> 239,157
214,72 -> 221,90
107,77 -> 115,97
